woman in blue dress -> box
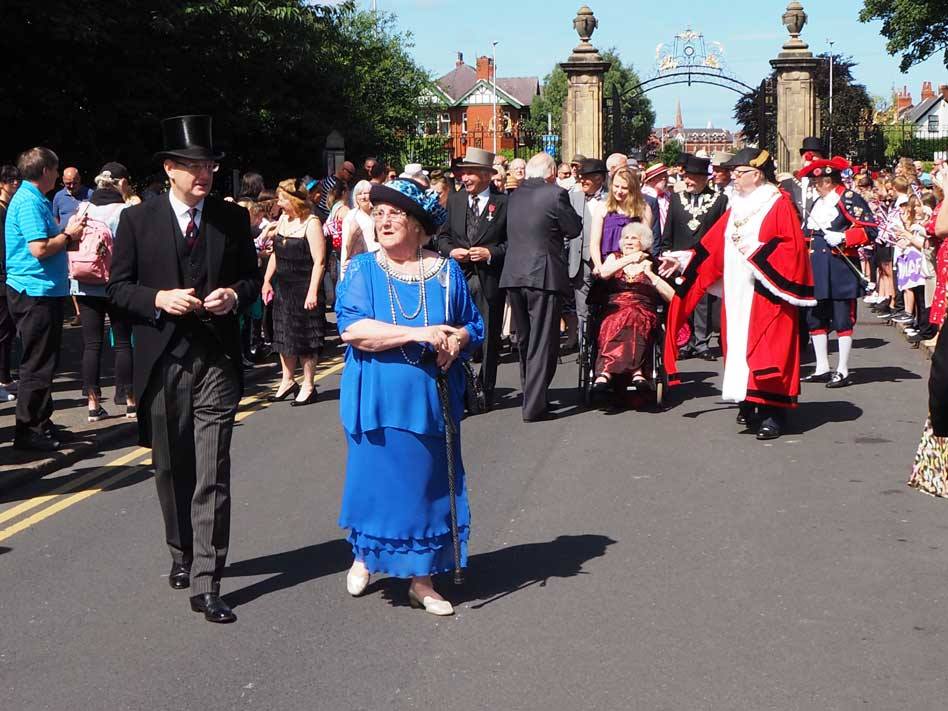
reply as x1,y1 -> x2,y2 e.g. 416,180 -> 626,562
335,178 -> 484,616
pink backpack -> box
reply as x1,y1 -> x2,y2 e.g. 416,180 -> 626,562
68,204 -> 113,284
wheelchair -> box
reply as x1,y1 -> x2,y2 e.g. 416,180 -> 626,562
577,280 -> 669,409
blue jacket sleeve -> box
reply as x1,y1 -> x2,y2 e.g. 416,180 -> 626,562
335,253 -> 375,335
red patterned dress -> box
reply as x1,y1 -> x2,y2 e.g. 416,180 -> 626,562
595,261 -> 660,376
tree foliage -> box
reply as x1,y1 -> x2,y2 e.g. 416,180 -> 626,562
1,0 -> 432,182
526,50 -> 655,155
859,0 -> 948,72
732,55 -> 874,160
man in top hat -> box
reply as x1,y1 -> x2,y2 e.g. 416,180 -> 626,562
569,154 -> 587,191
108,115 -> 261,623
796,156 -> 878,388
662,148 -> 815,440
779,136 -> 826,222
436,147 -> 508,408
657,153 -> 729,360
641,162 -> 670,232
501,152 -> 582,421
568,158 -> 609,348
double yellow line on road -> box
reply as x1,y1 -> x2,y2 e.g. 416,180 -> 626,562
0,357 -> 344,543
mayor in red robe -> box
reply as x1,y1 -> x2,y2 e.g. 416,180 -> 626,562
661,148 -> 816,440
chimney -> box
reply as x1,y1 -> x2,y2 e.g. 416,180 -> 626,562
941,85 -> 948,102
455,51 -> 464,68
922,81 -> 935,101
475,56 -> 494,82
896,86 -> 913,112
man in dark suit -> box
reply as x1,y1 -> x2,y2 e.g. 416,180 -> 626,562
657,153 -> 728,359
437,147 -> 508,407
108,115 -> 261,624
501,152 -> 582,422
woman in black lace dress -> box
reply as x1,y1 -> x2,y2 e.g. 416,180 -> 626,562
260,178 -> 327,406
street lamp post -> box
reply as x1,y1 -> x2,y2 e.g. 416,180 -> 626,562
827,39 -> 834,156
492,41 -> 499,154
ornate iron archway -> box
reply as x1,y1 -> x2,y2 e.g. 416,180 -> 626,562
604,29 -> 773,156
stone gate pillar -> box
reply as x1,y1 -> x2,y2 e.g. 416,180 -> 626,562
770,2 -> 821,174
560,6 -> 611,161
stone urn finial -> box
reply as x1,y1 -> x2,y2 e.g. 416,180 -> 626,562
782,1 -> 809,50
570,5 -> 601,57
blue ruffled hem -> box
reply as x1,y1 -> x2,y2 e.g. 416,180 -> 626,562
346,527 -> 469,579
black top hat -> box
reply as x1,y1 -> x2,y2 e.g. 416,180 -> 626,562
578,158 -> 607,176
680,154 -> 711,175
154,115 -> 225,162
799,136 -> 826,156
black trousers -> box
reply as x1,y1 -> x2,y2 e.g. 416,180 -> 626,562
467,273 -> 503,401
142,338 -> 240,595
508,287 -> 562,420
6,287 -> 63,437
0,288 -> 15,383
691,293 -> 719,353
76,296 -> 133,400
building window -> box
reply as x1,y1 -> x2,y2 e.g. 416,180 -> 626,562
929,114 -> 940,132
439,113 -> 451,135
462,112 -> 468,135
503,111 -> 513,137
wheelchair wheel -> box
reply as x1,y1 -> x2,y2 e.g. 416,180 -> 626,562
655,379 -> 664,407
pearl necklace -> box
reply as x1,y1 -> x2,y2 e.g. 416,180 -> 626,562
380,249 -> 429,365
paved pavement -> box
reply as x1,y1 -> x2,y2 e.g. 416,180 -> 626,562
1,315 -> 944,710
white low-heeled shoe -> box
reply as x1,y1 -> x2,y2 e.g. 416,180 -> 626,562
346,569 -> 370,597
408,588 -> 454,616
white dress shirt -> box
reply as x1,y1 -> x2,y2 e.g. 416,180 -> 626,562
168,191 -> 205,237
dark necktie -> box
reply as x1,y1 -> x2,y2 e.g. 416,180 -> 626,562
184,208 -> 199,252
469,197 -> 480,221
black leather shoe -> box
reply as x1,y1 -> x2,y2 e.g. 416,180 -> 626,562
190,593 -> 236,623
825,371 -> 853,388
523,411 -> 557,423
756,417 -> 782,440
267,382 -> 300,402
677,346 -> 695,360
736,404 -> 756,426
290,388 -> 318,407
695,350 -> 716,361
801,370 -> 832,383
169,563 -> 191,590
13,431 -> 60,452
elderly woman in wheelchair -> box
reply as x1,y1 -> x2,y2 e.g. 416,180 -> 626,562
592,222 -> 675,391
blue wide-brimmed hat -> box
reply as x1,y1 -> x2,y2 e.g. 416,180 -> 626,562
369,178 -> 447,235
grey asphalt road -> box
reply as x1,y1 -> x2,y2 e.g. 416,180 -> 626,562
1,321 -> 944,711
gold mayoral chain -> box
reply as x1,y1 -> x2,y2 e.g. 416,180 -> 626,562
680,191 -> 717,232
730,200 -> 773,247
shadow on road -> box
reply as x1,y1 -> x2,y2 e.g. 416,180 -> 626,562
222,538 -> 352,609
371,534 -> 616,610
0,546 -> 11,556
0,461 -> 151,505
785,400 -> 864,435
855,365 -> 922,382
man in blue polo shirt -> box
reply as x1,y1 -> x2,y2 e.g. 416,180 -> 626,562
6,147 -> 86,451
51,166 -> 92,226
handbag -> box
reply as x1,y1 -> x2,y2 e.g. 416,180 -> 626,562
907,417 -> 948,497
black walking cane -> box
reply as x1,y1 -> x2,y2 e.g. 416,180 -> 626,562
435,369 -> 465,586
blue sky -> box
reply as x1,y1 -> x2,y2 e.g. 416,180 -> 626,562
340,0 -> 945,132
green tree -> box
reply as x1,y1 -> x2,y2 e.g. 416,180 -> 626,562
525,50 -> 654,156
859,0 -> 948,72
657,142 -> 682,168
1,0 -> 431,183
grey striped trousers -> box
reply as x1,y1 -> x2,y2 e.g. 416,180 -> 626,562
145,340 -> 239,595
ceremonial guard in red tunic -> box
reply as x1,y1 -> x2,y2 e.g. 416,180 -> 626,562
798,157 -> 878,389
662,148 -> 815,440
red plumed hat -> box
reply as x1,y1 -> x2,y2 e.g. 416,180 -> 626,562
798,155 -> 850,179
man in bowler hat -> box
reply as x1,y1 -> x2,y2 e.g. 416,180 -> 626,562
108,115 -> 261,623
437,147 -> 508,408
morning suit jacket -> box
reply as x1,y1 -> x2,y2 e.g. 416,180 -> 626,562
500,178 -> 583,296
567,187 -> 606,279
436,187 -> 508,300
658,186 -> 728,253
107,194 -> 261,444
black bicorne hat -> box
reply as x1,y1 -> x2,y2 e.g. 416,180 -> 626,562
799,136 -> 826,156
154,115 -> 225,162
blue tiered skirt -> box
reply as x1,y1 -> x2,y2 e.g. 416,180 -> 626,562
338,428 -> 470,578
